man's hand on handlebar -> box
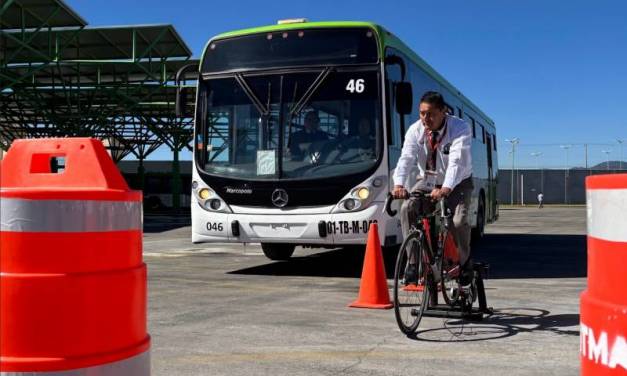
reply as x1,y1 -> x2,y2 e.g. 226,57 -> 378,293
391,185 -> 451,201
392,185 -> 409,199
430,187 -> 452,201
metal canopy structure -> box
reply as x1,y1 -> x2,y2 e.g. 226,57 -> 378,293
2,24 -> 191,64
1,0 -> 86,29
1,0 -> 198,209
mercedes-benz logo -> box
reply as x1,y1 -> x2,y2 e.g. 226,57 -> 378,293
271,188 -> 289,208
310,151 -> 321,165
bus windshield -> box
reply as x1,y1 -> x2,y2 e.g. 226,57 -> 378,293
197,69 -> 382,181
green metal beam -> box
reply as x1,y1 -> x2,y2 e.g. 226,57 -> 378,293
1,30 -> 52,62
135,27 -> 168,61
3,5 -> 62,64
0,0 -> 16,18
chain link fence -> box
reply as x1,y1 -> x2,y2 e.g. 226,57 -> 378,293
498,168 -> 626,205
498,142 -> 626,170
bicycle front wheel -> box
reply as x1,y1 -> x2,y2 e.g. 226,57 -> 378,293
393,230 -> 430,335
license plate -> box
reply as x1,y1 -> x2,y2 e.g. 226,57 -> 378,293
326,220 -> 378,235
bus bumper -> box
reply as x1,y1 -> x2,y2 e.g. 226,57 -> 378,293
191,202 -> 397,246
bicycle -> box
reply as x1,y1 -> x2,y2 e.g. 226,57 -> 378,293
384,191 -> 485,335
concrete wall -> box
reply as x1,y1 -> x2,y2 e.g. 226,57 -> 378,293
498,169 -> 625,205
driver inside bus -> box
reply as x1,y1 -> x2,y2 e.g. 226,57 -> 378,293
392,91 -> 474,286
289,110 -> 329,160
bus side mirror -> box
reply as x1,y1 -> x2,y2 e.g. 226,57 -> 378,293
395,82 -> 413,115
176,87 -> 191,117
175,63 -> 200,118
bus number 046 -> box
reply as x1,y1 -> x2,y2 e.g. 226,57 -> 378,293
206,222 -> 224,232
346,79 -> 365,93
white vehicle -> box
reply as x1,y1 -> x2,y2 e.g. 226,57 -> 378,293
176,20 -> 498,260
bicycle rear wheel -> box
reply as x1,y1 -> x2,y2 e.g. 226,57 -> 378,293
393,230 -> 430,335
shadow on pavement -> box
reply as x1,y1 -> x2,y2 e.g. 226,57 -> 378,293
229,234 -> 586,279
143,214 -> 191,233
410,308 -> 579,342
228,246 -> 373,278
474,234 -> 586,279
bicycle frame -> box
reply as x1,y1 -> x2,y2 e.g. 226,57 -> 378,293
420,199 -> 454,276
385,192 -> 460,287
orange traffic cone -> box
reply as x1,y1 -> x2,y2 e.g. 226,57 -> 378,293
349,223 -> 393,309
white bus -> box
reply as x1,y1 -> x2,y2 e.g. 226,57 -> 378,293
176,20 -> 498,260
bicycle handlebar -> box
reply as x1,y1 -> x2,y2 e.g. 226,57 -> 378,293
383,191 -> 433,217
384,193 -> 398,216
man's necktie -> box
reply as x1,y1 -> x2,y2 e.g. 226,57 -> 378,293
428,131 -> 439,170
430,131 -> 439,150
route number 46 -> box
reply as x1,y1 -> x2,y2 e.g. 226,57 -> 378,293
346,79 -> 365,93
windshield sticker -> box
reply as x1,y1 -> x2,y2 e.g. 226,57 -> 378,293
257,150 -> 276,175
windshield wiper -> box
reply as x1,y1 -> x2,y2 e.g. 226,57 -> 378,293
289,67 -> 333,117
234,73 -> 269,116
234,73 -> 276,151
286,67 -> 333,149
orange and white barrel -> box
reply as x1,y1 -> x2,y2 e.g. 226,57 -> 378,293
0,138 -> 150,375
580,174 -> 627,374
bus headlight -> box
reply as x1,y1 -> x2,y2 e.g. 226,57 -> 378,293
209,199 -> 222,210
193,181 -> 231,213
199,196 -> 230,213
202,198 -> 223,211
343,198 -> 360,211
198,188 -> 214,200
331,176 -> 387,214
355,187 -> 370,200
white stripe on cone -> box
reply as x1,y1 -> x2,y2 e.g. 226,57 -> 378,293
0,198 -> 142,232
586,189 -> 627,242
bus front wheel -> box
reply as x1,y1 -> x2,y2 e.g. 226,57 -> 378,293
261,243 -> 295,261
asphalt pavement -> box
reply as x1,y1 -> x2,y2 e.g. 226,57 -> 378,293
144,206 -> 586,375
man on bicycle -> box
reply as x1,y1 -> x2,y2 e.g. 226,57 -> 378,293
392,91 -> 474,285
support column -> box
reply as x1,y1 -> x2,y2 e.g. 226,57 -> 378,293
171,135 -> 181,211
137,157 -> 145,191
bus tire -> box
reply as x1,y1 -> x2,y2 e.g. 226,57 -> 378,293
261,243 -> 295,260
471,196 -> 485,244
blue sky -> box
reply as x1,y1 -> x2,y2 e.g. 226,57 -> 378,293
67,0 -> 627,168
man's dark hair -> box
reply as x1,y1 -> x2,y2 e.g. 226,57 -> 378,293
420,91 -> 446,109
